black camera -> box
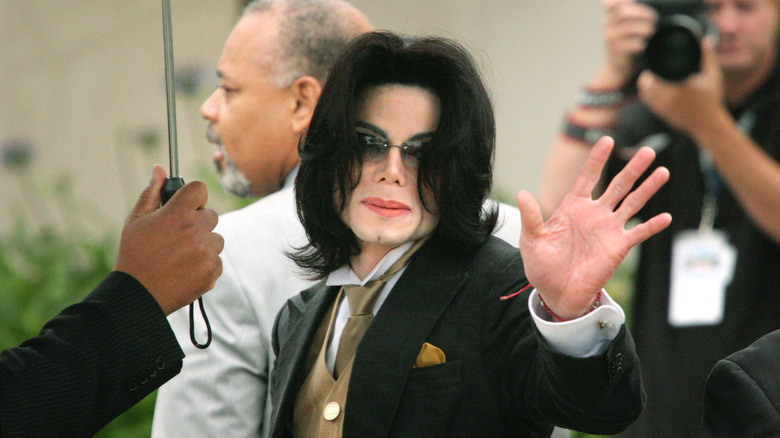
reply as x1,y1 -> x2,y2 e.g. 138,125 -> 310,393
639,0 -> 716,81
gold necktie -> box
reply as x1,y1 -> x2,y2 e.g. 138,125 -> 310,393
333,237 -> 428,378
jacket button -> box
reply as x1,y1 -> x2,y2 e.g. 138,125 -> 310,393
609,353 -> 624,378
127,378 -> 139,392
323,402 -> 341,421
155,356 -> 166,370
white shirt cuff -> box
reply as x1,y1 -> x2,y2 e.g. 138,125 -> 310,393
529,289 -> 625,357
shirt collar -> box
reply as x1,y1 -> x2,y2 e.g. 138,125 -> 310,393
283,164 -> 299,189
326,241 -> 414,287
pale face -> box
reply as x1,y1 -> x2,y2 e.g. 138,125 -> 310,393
706,0 -> 779,77
340,84 -> 441,267
200,11 -> 300,198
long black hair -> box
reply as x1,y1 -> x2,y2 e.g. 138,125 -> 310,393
292,31 -> 498,279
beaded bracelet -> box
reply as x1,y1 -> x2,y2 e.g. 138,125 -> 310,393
499,284 -> 603,323
577,84 -> 637,108
562,114 -> 613,146
539,290 -> 603,322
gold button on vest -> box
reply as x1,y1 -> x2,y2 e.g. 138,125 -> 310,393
323,402 -> 341,421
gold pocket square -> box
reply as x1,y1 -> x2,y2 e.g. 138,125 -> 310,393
413,342 -> 446,368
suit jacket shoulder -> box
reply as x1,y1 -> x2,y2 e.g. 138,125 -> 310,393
704,329 -> 780,437
272,279 -> 327,357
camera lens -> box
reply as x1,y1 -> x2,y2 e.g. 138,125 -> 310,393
644,14 -> 703,81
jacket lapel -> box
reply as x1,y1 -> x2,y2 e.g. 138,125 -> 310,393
271,282 -> 340,437
344,238 -> 469,437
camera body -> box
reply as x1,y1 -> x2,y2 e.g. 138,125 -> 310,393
639,0 -> 716,81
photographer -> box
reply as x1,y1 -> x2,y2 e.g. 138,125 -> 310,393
537,0 -> 780,436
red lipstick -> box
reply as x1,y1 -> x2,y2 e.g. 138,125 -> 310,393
361,197 -> 411,218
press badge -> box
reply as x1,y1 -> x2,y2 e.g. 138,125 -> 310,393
668,230 -> 736,327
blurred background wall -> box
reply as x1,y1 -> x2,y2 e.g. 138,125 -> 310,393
0,0 -> 604,232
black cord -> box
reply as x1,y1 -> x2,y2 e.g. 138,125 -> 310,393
189,297 -> 212,349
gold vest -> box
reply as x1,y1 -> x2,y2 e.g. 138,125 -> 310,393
293,289 -> 353,438
292,238 -> 428,437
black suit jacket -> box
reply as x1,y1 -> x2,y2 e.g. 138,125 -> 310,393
271,236 -> 644,437
704,329 -> 780,437
0,271 -> 184,438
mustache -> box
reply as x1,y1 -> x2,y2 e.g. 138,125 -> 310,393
206,124 -> 222,145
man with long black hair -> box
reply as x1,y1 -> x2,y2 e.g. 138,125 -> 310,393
270,31 -> 672,437
153,2 -> 524,437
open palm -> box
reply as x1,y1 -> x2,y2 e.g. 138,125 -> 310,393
517,136 -> 671,319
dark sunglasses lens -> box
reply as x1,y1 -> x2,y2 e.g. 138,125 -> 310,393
357,133 -> 387,161
405,142 -> 426,159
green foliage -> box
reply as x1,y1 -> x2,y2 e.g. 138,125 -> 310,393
572,433 -> 611,438
0,215 -> 160,436
94,393 -> 157,438
0,221 -> 116,348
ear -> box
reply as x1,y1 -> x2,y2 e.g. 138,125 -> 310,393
290,75 -> 322,134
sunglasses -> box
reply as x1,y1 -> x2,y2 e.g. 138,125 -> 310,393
355,125 -> 432,169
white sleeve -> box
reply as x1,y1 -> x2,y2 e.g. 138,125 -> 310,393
529,289 -> 625,357
152,258 -> 269,438
491,201 -> 522,248
151,190 -> 310,438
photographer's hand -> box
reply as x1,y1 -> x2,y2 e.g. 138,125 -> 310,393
638,36 -> 726,137
537,0 -> 656,219
639,35 -> 780,245
537,0 -> 657,219
599,0 -> 657,89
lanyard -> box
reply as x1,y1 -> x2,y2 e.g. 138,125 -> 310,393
697,109 -> 756,233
